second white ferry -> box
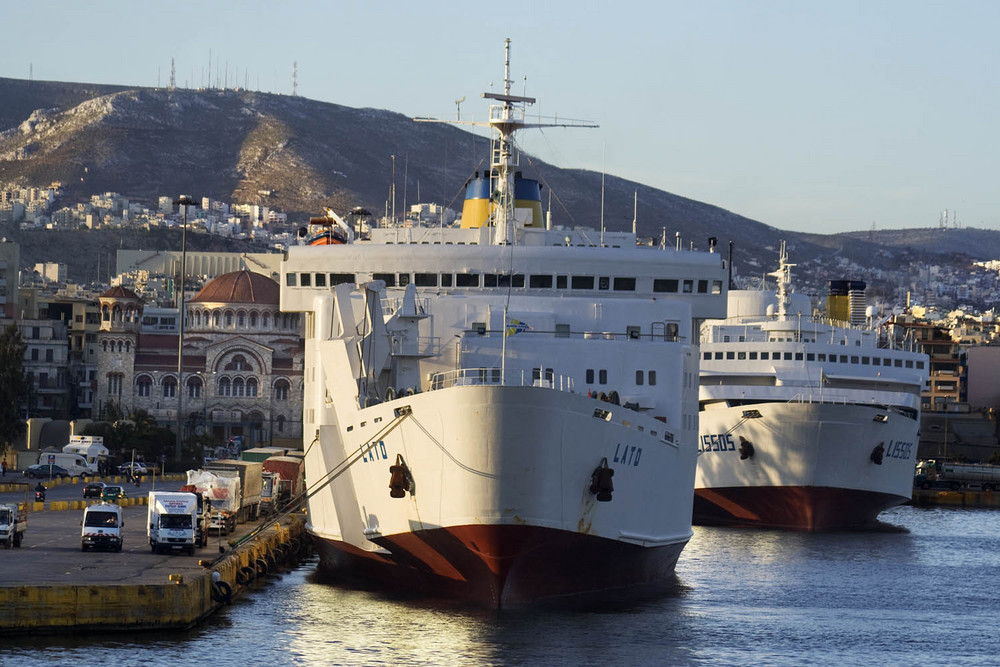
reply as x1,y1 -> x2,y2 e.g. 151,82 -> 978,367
279,40 -> 728,605
695,243 -> 928,530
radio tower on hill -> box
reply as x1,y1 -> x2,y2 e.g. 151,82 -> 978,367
169,57 -> 176,90
292,62 -> 298,96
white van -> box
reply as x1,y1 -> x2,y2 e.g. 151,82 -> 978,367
36,452 -> 89,477
81,503 -> 124,552
147,491 -> 198,556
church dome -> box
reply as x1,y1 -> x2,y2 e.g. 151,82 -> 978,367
190,270 -> 279,305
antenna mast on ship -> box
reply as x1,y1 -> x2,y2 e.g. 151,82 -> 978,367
769,241 -> 795,320
415,38 -> 597,245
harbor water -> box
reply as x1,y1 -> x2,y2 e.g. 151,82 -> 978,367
4,504 -> 999,666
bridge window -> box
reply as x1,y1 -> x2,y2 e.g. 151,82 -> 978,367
653,279 -> 679,293
373,273 -> 396,287
571,276 -> 595,290
330,273 -> 354,285
300,273 -> 311,287
414,273 -> 438,287
456,273 -> 480,287
530,275 -> 553,288
613,277 -> 636,291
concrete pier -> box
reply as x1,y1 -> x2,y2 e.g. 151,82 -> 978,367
910,487 -> 1000,508
0,477 -> 309,634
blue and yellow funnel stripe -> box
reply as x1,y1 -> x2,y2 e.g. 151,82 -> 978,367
460,173 -> 544,228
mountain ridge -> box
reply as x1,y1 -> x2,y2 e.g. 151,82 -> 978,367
1,76 -> 999,297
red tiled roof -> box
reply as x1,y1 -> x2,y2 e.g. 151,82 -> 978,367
189,270 -> 279,305
100,285 -> 141,300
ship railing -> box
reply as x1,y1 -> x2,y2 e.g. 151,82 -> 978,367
381,296 -> 430,316
429,367 -> 576,392
389,335 -> 441,357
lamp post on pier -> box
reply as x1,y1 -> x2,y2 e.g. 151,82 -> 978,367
174,195 -> 196,462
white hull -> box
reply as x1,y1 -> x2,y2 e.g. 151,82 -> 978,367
306,384 -> 695,606
695,401 -> 919,529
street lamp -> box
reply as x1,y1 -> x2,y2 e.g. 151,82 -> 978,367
173,195 -> 196,462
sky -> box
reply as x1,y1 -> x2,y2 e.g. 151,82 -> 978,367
2,0 -> 998,234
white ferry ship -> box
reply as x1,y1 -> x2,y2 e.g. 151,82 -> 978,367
278,40 -> 728,606
695,243 -> 928,530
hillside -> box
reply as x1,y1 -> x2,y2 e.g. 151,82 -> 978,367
1,76 -> 999,294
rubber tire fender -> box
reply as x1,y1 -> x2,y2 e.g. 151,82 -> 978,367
237,566 -> 255,585
255,557 -> 269,576
212,580 -> 233,604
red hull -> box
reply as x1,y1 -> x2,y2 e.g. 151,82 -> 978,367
693,486 -> 909,531
310,524 -> 686,608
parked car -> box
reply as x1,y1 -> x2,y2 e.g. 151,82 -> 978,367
118,463 -> 148,476
101,485 -> 127,502
83,482 -> 106,498
23,464 -> 71,479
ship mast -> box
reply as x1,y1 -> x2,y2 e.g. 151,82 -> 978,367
768,241 -> 796,320
414,38 -> 597,246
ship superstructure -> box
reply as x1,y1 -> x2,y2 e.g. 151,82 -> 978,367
695,243 -> 928,530
280,40 -> 727,605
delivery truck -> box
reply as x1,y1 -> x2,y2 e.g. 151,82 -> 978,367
147,491 -> 199,555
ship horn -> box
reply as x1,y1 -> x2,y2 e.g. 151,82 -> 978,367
738,436 -> 755,460
589,457 -> 614,502
389,454 -> 413,498
870,442 -> 885,465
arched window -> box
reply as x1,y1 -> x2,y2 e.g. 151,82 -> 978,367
116,341 -> 123,353
102,305 -> 110,321
237,311 -> 246,327
108,373 -> 123,396
102,341 -> 108,352
233,378 -> 245,397
276,415 -> 286,432
262,312 -> 270,329
125,341 -> 130,352
218,377 -> 231,397
274,379 -> 289,401
163,376 -> 177,398
136,375 -> 152,397
224,354 -> 249,372
246,377 -> 258,397
224,311 -> 234,327
250,312 -> 259,328
187,376 -> 202,399
212,310 -> 221,327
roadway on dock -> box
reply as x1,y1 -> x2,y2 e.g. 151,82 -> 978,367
0,477 -> 257,586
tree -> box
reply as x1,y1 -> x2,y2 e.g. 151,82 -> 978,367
0,324 -> 30,453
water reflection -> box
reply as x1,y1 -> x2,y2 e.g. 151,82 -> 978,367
4,506 -> 1000,666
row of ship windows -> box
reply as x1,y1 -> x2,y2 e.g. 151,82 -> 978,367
286,272 -> 723,294
704,350 -> 925,369
587,368 -> 658,386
